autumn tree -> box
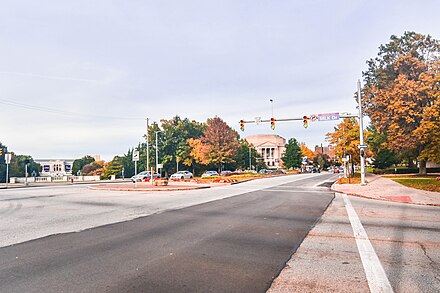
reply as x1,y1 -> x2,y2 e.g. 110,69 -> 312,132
326,118 -> 367,175
300,143 -> 316,163
282,138 -> 302,169
362,32 -> 440,174
188,117 -> 240,172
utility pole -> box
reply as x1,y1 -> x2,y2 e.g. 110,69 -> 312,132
146,117 -> 150,170
358,80 -> 367,185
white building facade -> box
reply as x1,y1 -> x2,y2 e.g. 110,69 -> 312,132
35,159 -> 74,177
245,134 -> 286,168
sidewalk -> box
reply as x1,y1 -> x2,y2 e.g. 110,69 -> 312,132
332,173 -> 440,206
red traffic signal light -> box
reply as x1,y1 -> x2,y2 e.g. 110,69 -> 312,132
270,118 -> 275,130
303,116 -> 308,128
240,120 -> 245,131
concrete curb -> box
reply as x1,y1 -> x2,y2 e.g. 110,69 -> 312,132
88,185 -> 211,192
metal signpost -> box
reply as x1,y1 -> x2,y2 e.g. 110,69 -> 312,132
5,153 -> 11,188
132,150 -> 139,175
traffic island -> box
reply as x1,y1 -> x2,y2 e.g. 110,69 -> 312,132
88,181 -> 211,192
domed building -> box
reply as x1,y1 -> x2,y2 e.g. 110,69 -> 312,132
245,134 -> 286,168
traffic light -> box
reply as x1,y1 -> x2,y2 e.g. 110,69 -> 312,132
0,147 -> 3,156
270,118 -> 275,130
303,116 -> 308,128
240,120 -> 245,131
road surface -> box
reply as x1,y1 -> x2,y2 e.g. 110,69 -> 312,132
0,174 -> 335,292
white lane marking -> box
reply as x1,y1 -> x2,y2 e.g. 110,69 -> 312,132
342,193 -> 394,293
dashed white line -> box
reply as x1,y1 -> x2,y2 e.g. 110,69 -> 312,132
342,193 -> 394,293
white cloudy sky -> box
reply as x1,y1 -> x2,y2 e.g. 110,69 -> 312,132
1,0 -> 439,161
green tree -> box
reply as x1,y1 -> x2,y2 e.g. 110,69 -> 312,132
72,155 -> 95,175
282,138 -> 302,169
8,155 -> 40,178
314,154 -> 331,169
0,142 -> 9,183
101,156 -> 123,179
366,126 -> 400,169
141,117 -> 205,176
362,32 -> 440,174
232,139 -> 262,171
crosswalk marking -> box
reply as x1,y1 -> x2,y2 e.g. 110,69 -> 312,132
342,193 -> 394,293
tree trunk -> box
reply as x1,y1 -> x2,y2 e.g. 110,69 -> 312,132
419,160 -> 427,175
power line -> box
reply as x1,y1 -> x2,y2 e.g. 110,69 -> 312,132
0,96 -> 144,121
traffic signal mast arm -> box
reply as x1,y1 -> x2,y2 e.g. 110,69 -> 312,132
239,112 -> 358,125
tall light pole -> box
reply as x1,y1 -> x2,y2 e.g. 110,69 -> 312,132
269,99 -> 274,118
146,117 -> 150,170
155,130 -> 161,172
358,80 -> 367,185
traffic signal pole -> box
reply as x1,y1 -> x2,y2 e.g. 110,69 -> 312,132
358,80 -> 367,186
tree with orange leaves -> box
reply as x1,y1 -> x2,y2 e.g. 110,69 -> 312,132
362,32 -> 440,174
188,117 -> 240,172
300,143 -> 316,162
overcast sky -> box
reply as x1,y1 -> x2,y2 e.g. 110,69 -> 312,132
1,0 -> 439,161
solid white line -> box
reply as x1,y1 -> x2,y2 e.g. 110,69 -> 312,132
342,193 -> 394,293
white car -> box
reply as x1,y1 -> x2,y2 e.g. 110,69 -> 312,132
170,171 -> 193,180
201,171 -> 219,178
131,171 -> 160,182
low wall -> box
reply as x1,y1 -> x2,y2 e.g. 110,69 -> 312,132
10,175 -> 101,183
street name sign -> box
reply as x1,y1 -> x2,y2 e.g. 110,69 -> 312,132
317,112 -> 340,121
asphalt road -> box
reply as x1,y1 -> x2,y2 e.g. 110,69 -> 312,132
0,174 -> 336,293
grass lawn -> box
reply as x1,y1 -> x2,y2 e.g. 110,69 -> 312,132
390,176 -> 440,192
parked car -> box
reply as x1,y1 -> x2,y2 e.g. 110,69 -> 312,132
131,171 -> 160,182
220,170 -> 232,176
201,171 -> 219,178
259,169 -> 272,174
170,171 -> 193,180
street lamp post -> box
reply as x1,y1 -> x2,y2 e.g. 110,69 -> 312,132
270,99 -> 274,118
155,130 -> 161,174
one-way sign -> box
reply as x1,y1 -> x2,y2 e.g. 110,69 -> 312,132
132,150 -> 140,162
